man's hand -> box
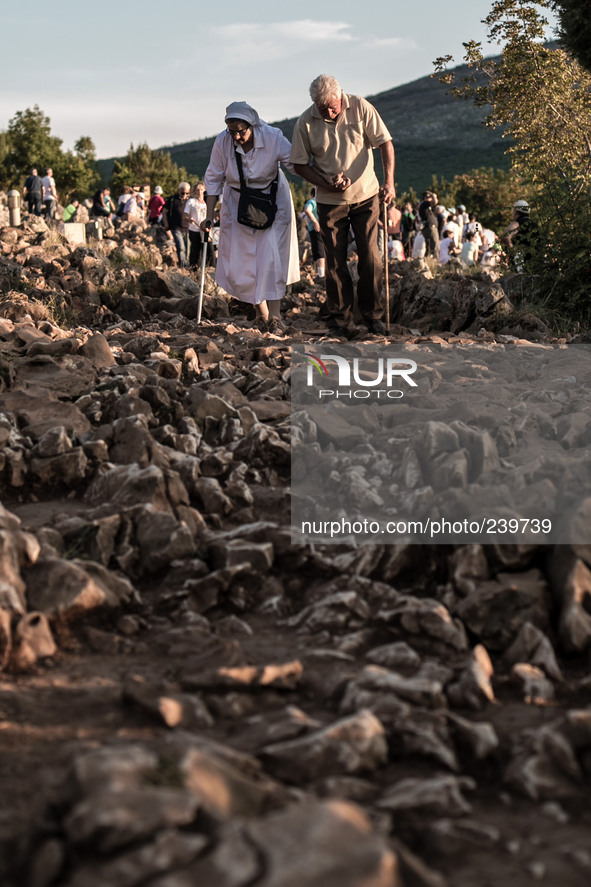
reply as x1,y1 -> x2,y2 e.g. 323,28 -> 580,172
379,183 -> 396,205
332,173 -> 351,191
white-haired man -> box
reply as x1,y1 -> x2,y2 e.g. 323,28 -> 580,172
291,74 -> 395,336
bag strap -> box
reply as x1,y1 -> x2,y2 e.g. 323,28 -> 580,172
234,147 -> 279,196
234,148 -> 247,189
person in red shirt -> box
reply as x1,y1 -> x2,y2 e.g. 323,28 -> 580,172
148,185 -> 165,224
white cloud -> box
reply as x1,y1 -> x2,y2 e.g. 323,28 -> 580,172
365,36 -> 418,50
213,19 -> 355,44
211,20 -> 355,63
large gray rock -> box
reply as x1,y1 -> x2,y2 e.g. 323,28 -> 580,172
454,569 -> 550,651
376,596 -> 467,652
261,709 -> 388,783
0,390 -> 90,438
377,774 -> 476,818
85,464 -> 172,512
25,557 -> 130,618
505,724 -> 582,800
64,788 -> 199,853
151,801 -> 401,887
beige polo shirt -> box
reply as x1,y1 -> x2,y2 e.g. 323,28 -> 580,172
290,93 -> 392,205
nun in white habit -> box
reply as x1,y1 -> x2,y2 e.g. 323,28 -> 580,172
202,101 -> 300,327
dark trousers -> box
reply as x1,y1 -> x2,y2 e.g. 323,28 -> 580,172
424,223 -> 439,258
308,229 -> 325,261
27,194 -> 42,216
188,230 -> 215,268
317,194 -> 383,327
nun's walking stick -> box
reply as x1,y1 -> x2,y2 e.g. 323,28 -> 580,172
196,229 -> 210,325
382,201 -> 390,333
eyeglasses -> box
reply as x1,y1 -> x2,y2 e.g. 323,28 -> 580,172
180,191 -> 190,196
227,126 -> 251,137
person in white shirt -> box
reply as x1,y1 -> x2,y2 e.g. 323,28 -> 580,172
456,204 -> 469,229
482,242 -> 503,267
411,230 -> 426,259
388,239 -> 405,261
480,227 -> 496,257
42,167 -> 58,221
184,182 -> 208,268
463,215 -> 483,250
460,230 -> 480,266
443,215 -> 461,247
439,233 -> 460,265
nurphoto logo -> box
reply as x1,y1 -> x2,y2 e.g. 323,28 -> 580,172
304,352 -> 418,399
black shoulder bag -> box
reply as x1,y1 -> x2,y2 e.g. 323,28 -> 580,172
234,149 -> 278,230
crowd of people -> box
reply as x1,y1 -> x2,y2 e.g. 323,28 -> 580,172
297,187 -> 531,275
21,74 -> 535,335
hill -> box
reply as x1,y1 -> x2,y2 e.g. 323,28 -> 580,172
98,57 -> 509,195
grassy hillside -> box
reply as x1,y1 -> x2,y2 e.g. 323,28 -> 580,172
98,57 -> 510,195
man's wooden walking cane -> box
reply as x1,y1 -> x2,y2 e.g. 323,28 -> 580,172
382,201 -> 390,333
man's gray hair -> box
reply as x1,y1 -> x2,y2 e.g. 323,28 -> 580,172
309,75 -> 342,106
178,182 -> 190,193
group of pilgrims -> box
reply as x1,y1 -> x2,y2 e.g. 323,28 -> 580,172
54,75 -> 536,336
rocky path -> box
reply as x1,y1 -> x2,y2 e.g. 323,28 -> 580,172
0,209 -> 591,887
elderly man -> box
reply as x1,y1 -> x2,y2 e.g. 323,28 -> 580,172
291,74 -> 395,336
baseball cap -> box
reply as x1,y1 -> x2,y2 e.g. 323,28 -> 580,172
513,199 -> 530,213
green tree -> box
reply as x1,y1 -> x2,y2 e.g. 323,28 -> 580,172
110,142 -> 190,197
0,132 -> 10,186
0,107 -> 101,199
74,135 -> 99,168
3,105 -> 62,185
551,1 -> 591,72
434,0 -> 591,319
53,150 -> 100,202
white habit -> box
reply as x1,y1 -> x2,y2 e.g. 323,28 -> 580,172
204,125 -> 300,303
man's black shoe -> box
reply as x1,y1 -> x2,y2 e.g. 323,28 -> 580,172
326,323 -> 357,340
365,319 -> 387,336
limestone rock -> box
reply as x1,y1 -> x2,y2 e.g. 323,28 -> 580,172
547,549 -> 591,652
377,596 -> 467,652
377,774 -> 475,818
366,641 -> 421,673
454,569 -> 550,650
63,830 -> 208,887
503,621 -> 563,680
346,665 -> 446,709
25,557 -> 129,618
64,788 -> 199,853
10,611 -> 56,669
447,645 -> 495,710
511,663 -> 555,703
261,709 -> 388,783
505,725 -> 582,799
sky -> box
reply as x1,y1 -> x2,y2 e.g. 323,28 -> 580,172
0,0 -> 559,160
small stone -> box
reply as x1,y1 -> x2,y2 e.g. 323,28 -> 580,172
527,861 -> 546,880
541,801 -> 569,824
